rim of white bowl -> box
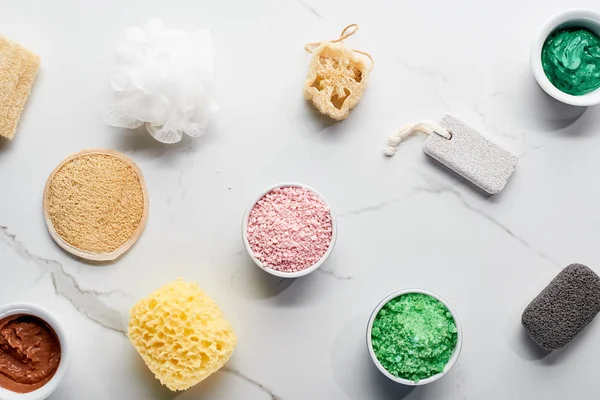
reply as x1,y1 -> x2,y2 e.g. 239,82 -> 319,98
0,303 -> 69,400
242,182 -> 338,278
531,8 -> 600,106
366,289 -> 463,386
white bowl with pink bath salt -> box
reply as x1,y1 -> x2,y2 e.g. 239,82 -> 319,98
242,183 -> 337,278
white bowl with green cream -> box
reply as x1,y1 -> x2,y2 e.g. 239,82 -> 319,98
531,9 -> 600,106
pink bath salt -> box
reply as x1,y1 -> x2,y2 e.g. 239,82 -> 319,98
247,186 -> 333,273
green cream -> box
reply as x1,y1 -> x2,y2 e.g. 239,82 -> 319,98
542,27 -> 600,96
371,293 -> 457,382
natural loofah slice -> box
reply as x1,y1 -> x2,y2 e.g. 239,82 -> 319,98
43,149 -> 148,261
304,25 -> 372,121
128,280 -> 237,391
0,35 -> 40,140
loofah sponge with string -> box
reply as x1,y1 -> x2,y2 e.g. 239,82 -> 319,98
522,263 -> 600,350
128,280 -> 237,391
304,25 -> 372,121
0,35 -> 40,140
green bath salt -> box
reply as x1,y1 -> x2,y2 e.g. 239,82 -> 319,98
371,293 -> 458,382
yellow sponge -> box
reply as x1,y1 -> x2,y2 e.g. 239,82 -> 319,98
128,280 -> 237,391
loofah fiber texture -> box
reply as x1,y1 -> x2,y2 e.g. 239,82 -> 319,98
0,35 -> 40,140
128,280 -> 237,391
46,152 -> 145,254
106,18 -> 216,144
522,263 -> 600,350
304,42 -> 369,121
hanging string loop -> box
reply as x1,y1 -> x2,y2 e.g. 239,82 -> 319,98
304,24 -> 374,70
384,121 -> 452,157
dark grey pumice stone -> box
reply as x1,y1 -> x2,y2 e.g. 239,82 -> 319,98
522,263 -> 600,350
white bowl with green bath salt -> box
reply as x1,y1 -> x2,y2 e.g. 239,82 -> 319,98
531,9 -> 600,106
366,289 -> 463,386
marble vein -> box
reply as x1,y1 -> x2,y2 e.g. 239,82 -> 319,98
223,367 -> 283,400
338,198 -> 405,218
178,170 -> 187,201
432,91 -> 451,109
167,169 -> 188,205
296,0 -> 324,20
396,59 -> 451,83
276,278 -> 287,287
410,175 -> 562,269
518,143 -> 544,158
336,174 -> 561,270
469,100 -> 544,158
0,225 -> 130,335
470,102 -> 523,142
316,267 -> 353,280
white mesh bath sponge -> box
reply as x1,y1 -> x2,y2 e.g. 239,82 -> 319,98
106,18 -> 217,144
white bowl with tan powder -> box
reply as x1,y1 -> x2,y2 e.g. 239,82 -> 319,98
43,149 -> 148,261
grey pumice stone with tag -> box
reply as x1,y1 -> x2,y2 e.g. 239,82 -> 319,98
522,263 -> 600,351
423,114 -> 518,194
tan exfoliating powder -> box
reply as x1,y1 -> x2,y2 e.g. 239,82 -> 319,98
44,149 -> 147,259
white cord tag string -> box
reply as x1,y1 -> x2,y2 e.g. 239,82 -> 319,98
384,121 -> 452,157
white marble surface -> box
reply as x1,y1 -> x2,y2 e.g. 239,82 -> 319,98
2,0 -> 600,399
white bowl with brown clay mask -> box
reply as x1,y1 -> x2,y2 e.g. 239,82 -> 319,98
0,303 -> 69,400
